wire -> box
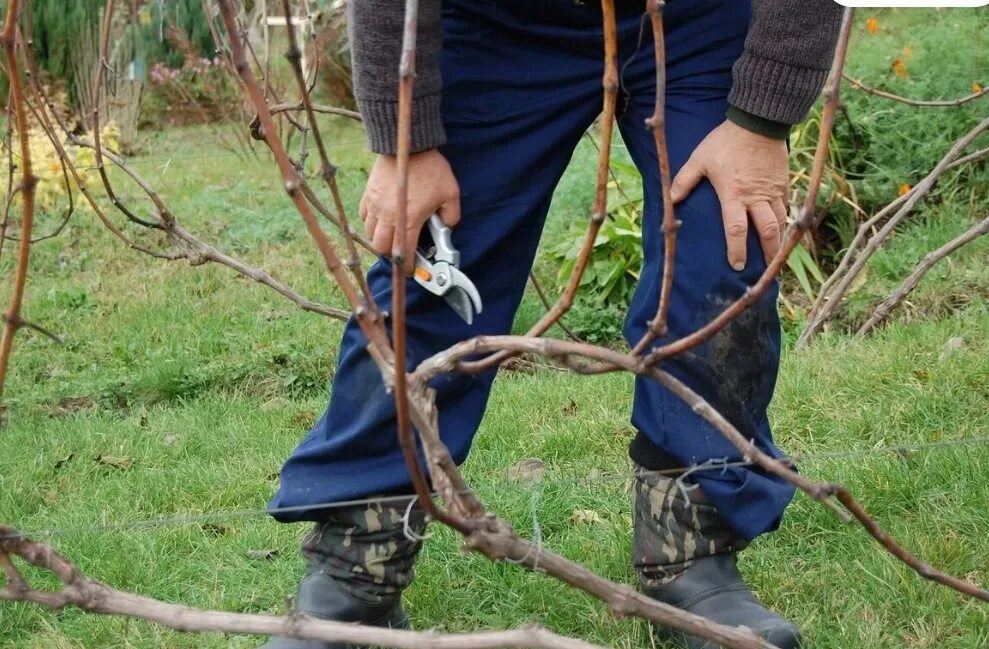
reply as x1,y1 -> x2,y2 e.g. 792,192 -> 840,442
3,433 -> 987,542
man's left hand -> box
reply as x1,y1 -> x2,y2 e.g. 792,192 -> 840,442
670,120 -> 789,271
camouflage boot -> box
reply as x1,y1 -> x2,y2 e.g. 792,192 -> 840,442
261,499 -> 427,649
632,465 -> 801,649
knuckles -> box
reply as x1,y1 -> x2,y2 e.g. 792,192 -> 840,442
725,222 -> 748,238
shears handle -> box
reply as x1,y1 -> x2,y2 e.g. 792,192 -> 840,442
426,214 -> 460,267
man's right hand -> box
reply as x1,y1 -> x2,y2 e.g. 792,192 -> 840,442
359,149 -> 461,273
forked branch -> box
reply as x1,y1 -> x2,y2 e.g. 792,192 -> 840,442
0,526 -> 605,649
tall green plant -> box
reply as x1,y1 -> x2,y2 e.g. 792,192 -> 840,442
137,0 -> 217,69
28,0 -> 103,106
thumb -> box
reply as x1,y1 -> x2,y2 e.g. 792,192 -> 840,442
670,156 -> 704,204
437,192 -> 461,228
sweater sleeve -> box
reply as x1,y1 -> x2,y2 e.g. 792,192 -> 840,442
727,0 -> 844,135
348,0 -> 445,155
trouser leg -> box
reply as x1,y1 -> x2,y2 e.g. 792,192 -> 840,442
266,3 -> 620,643
614,3 -> 800,645
269,0 -> 611,518
261,500 -> 427,649
615,0 -> 794,543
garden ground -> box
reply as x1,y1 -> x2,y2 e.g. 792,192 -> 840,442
2,9 -> 989,649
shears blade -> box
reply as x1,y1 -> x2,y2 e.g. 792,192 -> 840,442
412,217 -> 483,325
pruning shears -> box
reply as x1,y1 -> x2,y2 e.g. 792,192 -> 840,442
412,215 -> 483,325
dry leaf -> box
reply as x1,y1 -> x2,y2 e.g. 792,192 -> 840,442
53,453 -> 74,470
866,17 -> 878,34
974,82 -> 984,94
292,410 -> 317,429
247,549 -> 280,561
902,46 -> 913,58
506,458 -> 545,482
94,455 -> 133,469
562,398 -> 578,416
571,509 -> 604,525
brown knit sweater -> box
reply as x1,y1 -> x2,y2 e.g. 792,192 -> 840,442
348,1 -> 844,154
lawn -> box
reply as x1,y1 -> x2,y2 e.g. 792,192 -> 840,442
2,8 -> 989,649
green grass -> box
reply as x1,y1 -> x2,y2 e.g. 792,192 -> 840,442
2,8 -> 989,649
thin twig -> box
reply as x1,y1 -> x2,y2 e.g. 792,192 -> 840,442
0,93 -> 15,265
90,0 -> 159,230
632,0 -> 677,349
269,102 -> 362,121
798,115 -> 989,348
454,0 -> 620,374
0,0 -> 38,407
813,144 -> 989,313
1,314 -> 62,344
858,215 -> 989,334
843,74 -> 989,107
528,272 -> 583,343
390,0 -> 454,527
278,0 -> 379,323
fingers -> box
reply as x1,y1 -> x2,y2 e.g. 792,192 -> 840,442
750,201 -> 782,265
670,156 -> 704,204
771,197 -> 788,231
723,201 -> 748,271
437,191 -> 461,228
371,223 -> 395,260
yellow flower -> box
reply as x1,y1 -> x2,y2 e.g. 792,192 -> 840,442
898,183 -> 911,197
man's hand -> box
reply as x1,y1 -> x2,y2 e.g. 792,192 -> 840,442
360,149 -> 461,272
670,120 -> 789,270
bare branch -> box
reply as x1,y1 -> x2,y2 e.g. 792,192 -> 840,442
453,0 -> 621,374
798,115 -> 989,348
0,526 -> 605,649
632,0 -> 678,349
528,272 -> 584,343
410,332 -> 989,603
389,0 -> 456,528
1,314 -> 62,344
843,74 -> 989,107
813,146 -> 989,317
278,0 -> 380,323
0,0 -> 38,407
858,215 -> 989,334
270,102 -> 362,121
216,0 -> 390,353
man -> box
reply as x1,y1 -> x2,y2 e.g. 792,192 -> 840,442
264,1 -> 842,648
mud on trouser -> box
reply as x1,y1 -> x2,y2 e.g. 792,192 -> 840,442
632,464 -> 747,587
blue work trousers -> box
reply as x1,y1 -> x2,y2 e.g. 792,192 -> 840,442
271,0 -> 795,542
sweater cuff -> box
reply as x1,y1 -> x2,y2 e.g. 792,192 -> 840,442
357,93 -> 447,155
728,53 -> 829,127
726,106 -> 791,140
